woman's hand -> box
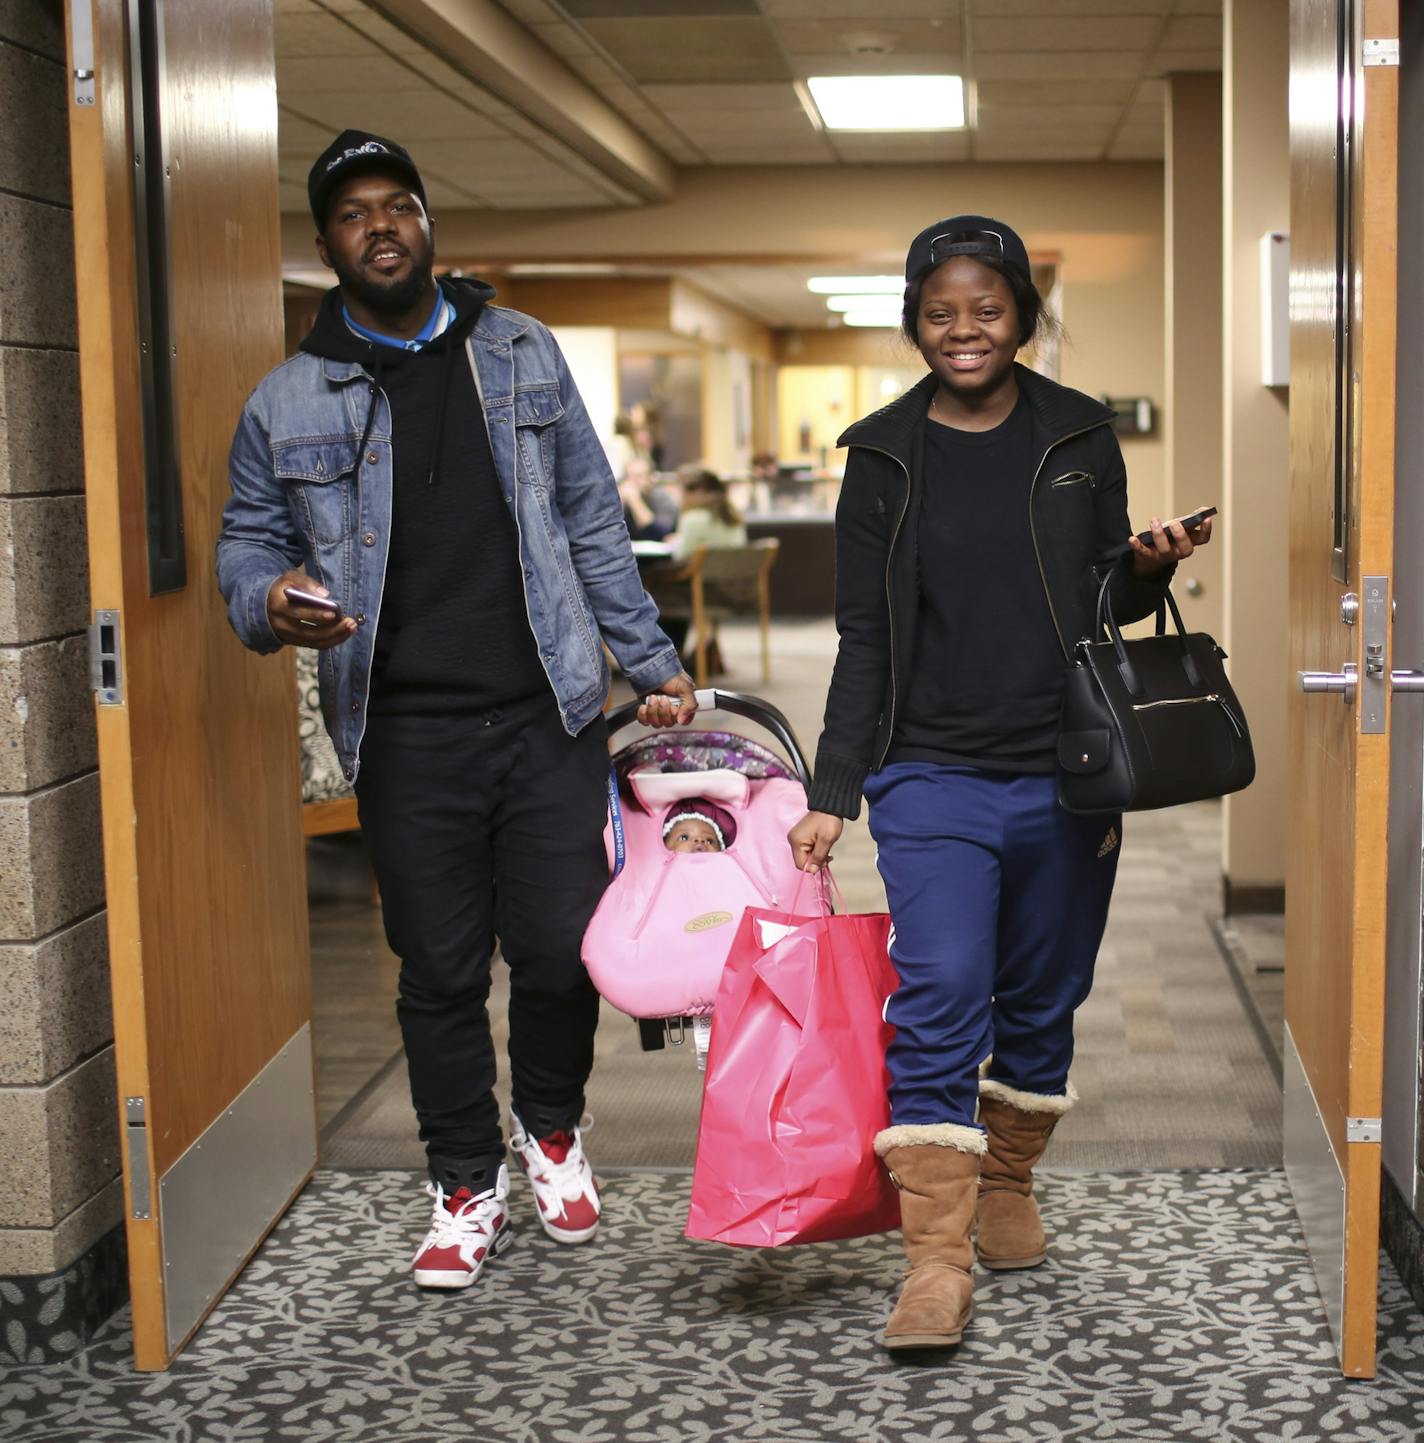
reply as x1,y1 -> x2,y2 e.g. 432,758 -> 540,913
788,811 -> 844,873
1128,514 -> 1214,577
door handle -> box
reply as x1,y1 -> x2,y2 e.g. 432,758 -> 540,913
1390,670 -> 1424,693
1299,663 -> 1358,702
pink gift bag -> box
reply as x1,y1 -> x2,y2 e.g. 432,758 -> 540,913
685,895 -> 900,1248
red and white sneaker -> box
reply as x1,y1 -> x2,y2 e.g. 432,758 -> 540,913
411,1164 -> 514,1289
509,1114 -> 602,1244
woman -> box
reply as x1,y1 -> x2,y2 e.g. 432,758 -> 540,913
787,215 -> 1212,1353
668,468 -> 747,560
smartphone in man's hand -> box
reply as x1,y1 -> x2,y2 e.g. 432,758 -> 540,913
283,585 -> 343,617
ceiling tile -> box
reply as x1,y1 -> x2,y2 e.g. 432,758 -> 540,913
497,0 -> 566,21
697,143 -> 836,163
970,0 -> 1162,13
560,0 -> 762,13
976,103 -> 1123,128
829,131 -> 972,161
790,51 -> 965,77
973,136 -> 1104,162
772,18 -> 957,56
670,111 -> 816,136
276,55 -> 422,91
1161,15 -> 1222,47
529,22 -> 599,57
641,81 -> 803,111
284,88 -> 510,142
974,16 -> 1159,50
578,18 -> 792,83
974,51 -> 1148,81
974,78 -> 1137,106
274,12 -> 377,58
337,9 -> 428,55
764,0 -> 961,14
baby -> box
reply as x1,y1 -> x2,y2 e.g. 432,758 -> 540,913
662,797 -> 738,854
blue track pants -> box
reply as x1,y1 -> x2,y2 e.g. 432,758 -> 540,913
862,763 -> 1121,1129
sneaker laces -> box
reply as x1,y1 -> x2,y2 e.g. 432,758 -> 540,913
515,1120 -> 594,1222
418,1181 -> 504,1258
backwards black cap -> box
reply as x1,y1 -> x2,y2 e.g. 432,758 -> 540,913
308,130 -> 427,227
904,214 -> 1032,283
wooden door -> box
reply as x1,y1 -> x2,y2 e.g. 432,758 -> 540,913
1285,0 -> 1396,1379
65,0 -> 315,1370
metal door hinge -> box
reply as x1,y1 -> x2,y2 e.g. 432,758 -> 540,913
125,1095 -> 152,1218
1346,1116 -> 1382,1143
1363,38 -> 1399,67
68,0 -> 97,105
89,610 -> 122,705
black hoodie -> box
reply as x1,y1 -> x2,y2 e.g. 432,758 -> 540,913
300,277 -> 548,717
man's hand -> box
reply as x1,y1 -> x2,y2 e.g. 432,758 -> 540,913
637,670 -> 697,727
1128,513 -> 1214,577
788,811 -> 844,873
266,570 -> 358,649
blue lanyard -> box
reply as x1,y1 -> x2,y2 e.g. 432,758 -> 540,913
342,291 -> 449,351
607,766 -> 626,880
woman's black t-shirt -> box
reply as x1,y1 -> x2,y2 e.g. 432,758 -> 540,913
888,396 -> 1066,773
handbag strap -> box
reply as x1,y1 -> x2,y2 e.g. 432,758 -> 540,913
606,764 -> 627,880
789,864 -> 840,916
1093,564 -> 1200,696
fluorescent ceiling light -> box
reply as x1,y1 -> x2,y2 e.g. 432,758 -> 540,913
842,310 -> 903,328
806,275 -> 904,295
825,294 -> 906,313
806,75 -> 965,132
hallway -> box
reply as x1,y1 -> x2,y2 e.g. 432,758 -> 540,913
4,621 -> 1421,1440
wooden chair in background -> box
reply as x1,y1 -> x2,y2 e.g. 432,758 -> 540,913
646,538 -> 780,689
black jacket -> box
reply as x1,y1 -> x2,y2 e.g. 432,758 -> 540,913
807,364 -> 1173,818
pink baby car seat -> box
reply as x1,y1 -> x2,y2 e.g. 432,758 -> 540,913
582,691 -> 815,1047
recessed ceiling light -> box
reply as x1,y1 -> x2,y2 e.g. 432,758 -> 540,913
825,294 -> 905,313
841,309 -> 904,328
806,75 -> 965,132
807,275 -> 904,295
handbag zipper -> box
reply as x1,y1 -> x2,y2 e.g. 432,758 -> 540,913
1131,693 -> 1245,738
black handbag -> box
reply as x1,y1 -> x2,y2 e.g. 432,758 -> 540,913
1056,569 -> 1255,814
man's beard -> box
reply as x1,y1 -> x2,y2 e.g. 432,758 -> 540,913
336,246 -> 436,318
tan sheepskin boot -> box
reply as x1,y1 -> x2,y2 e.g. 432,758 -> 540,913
975,1079 -> 1076,1271
874,1124 -> 986,1351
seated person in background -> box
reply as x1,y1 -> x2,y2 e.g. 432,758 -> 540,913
619,455 -> 678,542
668,468 -> 748,560
662,798 -> 736,854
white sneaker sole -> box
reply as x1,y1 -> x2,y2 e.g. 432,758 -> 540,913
412,1223 -> 514,1289
535,1213 -> 600,1245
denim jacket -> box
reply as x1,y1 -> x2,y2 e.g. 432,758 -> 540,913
216,299 -> 679,781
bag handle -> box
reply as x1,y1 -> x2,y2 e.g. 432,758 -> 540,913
789,864 -> 842,916
1093,565 -> 1201,697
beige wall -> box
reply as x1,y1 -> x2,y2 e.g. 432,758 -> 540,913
1166,73 -> 1225,643
1222,0 -> 1291,900
284,161 -> 1169,524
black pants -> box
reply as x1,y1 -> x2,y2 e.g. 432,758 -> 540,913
355,696 -> 608,1175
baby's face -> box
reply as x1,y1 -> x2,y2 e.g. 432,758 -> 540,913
665,819 -> 722,853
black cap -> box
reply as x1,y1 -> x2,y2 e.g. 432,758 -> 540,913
904,214 -> 1031,283
308,130 -> 427,227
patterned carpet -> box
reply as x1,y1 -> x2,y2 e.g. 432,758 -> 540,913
3,1169 -> 1422,1442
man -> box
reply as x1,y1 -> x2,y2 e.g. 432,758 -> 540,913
217,130 -> 695,1290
